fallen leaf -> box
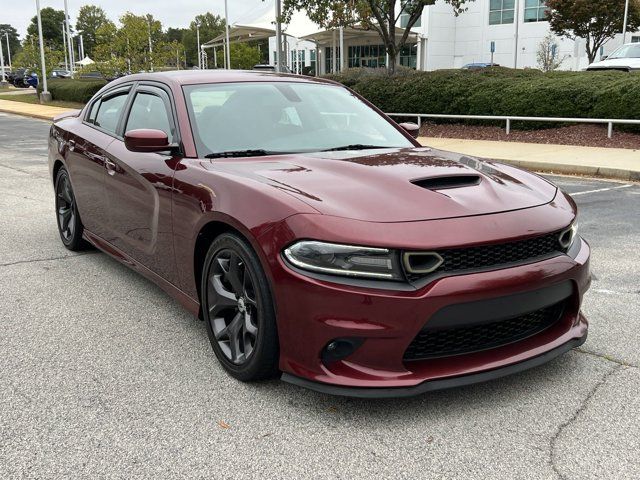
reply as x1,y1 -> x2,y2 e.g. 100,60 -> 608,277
217,420 -> 230,429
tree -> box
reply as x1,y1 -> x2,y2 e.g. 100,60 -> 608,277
76,5 -> 111,58
183,13 -> 225,67
282,0 -> 472,74
547,0 -> 640,63
230,43 -> 261,69
12,41 -> 62,80
27,7 -> 67,50
0,25 -> 21,59
536,34 -> 568,71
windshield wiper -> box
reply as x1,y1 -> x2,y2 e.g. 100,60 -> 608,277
205,149 -> 282,159
321,144 -> 397,152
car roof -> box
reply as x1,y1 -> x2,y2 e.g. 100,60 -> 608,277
107,69 -> 338,89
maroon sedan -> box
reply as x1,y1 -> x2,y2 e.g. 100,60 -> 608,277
48,71 -> 589,397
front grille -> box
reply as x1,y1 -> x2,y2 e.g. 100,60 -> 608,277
404,302 -> 566,361
409,232 -> 566,277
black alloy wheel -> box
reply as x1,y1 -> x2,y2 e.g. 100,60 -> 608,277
202,233 -> 279,381
54,167 -> 86,251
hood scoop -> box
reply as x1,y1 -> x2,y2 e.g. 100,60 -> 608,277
412,175 -> 481,191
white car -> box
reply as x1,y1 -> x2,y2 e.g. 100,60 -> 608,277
587,43 -> 640,71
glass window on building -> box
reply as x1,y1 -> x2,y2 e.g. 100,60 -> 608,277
310,50 -> 317,74
325,47 -> 342,73
632,36 -> 640,43
347,44 -> 387,69
524,0 -> 548,22
399,44 -> 418,69
399,7 -> 422,28
489,0 -> 515,25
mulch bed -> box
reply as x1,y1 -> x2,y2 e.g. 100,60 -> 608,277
420,122 -> 640,150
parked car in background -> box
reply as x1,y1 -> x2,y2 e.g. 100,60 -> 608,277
51,69 -> 72,79
9,68 -> 27,87
253,64 -> 292,73
25,72 -> 38,88
587,43 -> 640,71
78,71 -> 105,80
462,63 -> 500,70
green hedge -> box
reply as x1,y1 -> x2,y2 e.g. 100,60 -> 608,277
38,78 -> 107,103
325,67 -> 640,124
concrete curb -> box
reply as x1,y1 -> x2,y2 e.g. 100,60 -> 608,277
495,158 -> 640,182
0,107 -> 54,121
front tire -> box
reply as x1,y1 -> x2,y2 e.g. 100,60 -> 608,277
54,167 -> 86,251
201,233 -> 279,381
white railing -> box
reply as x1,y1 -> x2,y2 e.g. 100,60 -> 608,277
386,113 -> 640,139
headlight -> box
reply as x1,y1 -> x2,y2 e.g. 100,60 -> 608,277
283,241 -> 404,280
559,221 -> 579,250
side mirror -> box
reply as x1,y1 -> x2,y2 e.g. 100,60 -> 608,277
399,122 -> 420,139
124,129 -> 171,153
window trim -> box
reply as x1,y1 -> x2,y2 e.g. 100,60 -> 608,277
489,0 -> 516,26
83,84 -> 133,139
120,81 -> 183,155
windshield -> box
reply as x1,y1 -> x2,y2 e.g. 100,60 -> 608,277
608,44 -> 640,59
184,82 -> 413,157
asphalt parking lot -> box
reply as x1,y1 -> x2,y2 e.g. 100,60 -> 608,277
1,112 -> 638,479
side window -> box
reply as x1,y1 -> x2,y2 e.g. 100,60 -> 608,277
86,99 -> 100,124
125,92 -> 174,143
94,93 -> 129,134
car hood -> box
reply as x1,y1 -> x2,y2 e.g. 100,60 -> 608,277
588,57 -> 640,69
210,147 -> 558,222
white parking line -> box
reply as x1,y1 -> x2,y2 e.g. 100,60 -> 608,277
571,184 -> 633,196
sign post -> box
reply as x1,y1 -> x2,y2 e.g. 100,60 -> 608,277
490,41 -> 495,65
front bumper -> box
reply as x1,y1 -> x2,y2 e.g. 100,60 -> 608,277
266,228 -> 590,396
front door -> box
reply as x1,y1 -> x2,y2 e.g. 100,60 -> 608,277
104,84 -> 181,283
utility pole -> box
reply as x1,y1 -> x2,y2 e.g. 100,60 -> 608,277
623,0 -> 630,44
5,33 -> 11,69
275,0 -> 283,72
36,0 -> 51,101
80,34 -> 84,60
224,0 -> 231,69
64,0 -> 74,73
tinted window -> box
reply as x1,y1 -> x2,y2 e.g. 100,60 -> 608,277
94,93 -> 129,134
86,99 -> 100,124
125,92 -> 173,142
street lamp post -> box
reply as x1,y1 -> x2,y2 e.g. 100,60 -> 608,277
64,0 -> 74,73
35,0 -> 51,101
623,0 -> 630,44
62,22 -> 69,70
0,36 -> 7,86
5,33 -> 11,69
513,0 -> 520,68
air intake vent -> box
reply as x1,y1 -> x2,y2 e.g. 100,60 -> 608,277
412,175 -> 481,190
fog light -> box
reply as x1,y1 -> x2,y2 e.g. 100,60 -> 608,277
321,338 -> 364,364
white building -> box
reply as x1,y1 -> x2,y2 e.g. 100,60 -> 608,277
212,0 -> 639,74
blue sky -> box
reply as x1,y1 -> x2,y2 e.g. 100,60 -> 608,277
5,0 -> 270,37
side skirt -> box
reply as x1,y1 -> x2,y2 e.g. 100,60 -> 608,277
83,230 -> 201,318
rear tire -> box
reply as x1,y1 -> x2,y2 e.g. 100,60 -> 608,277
54,167 -> 87,251
201,233 -> 279,381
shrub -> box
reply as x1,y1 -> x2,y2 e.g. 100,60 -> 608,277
325,68 -> 640,128
38,78 -> 107,103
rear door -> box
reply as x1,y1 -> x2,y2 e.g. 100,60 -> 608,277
103,83 -> 182,283
65,85 -> 131,238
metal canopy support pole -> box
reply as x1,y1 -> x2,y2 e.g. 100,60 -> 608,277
331,30 -> 337,73
339,26 -> 344,71
623,0 -> 630,44
513,0 -> 520,69
224,0 -> 231,69
62,23 -> 69,70
213,47 -> 217,68
36,0 -> 50,99
275,0 -> 283,72
196,25 -> 201,69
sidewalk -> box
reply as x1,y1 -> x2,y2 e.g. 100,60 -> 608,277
0,99 -> 77,121
420,137 -> 640,182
